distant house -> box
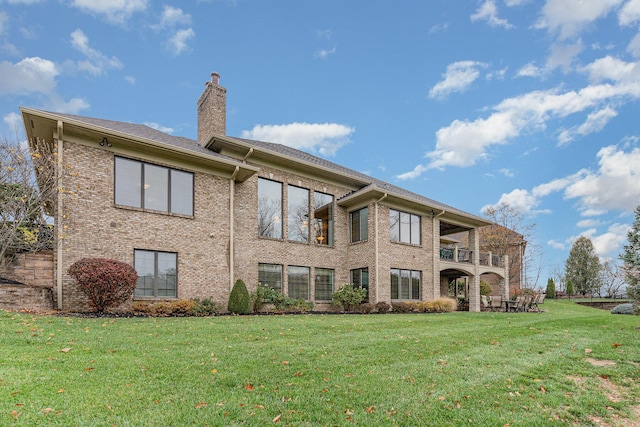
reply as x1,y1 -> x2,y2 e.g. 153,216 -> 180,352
20,73 -> 509,312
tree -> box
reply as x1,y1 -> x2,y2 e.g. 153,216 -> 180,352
481,202 -> 541,289
1,136 -> 63,273
565,236 -> 601,296
566,280 -> 574,298
620,205 -> 640,311
599,259 -> 627,298
545,278 -> 556,299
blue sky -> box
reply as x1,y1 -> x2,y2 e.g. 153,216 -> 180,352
1,0 -> 639,287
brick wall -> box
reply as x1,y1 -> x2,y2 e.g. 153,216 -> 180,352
58,141 -> 232,311
1,250 -> 54,287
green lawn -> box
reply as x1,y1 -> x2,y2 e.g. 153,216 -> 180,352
1,300 -> 639,426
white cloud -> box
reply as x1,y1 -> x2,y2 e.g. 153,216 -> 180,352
0,11 -> 8,35
564,144 -> 640,214
547,239 -> 566,250
581,223 -> 630,257
44,94 -> 90,114
499,168 -> 514,177
398,55 -> 640,177
167,28 -> 195,55
429,61 -> 487,99
70,29 -> 123,76
396,164 -> 428,181
557,106 -> 618,145
516,62 -> 545,78
470,0 -> 515,29
582,55 -> 637,82
241,122 -> 354,157
144,122 -> 174,134
577,219 -> 602,228
536,0 -> 623,40
0,57 -> 58,95
3,112 -> 22,133
546,41 -> 584,72
619,0 -> 640,25
70,0 -> 148,25
314,47 -> 336,59
627,31 -> 640,57
125,76 -> 135,84
152,5 -> 191,30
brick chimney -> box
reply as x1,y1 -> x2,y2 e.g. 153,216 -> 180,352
197,72 -> 226,146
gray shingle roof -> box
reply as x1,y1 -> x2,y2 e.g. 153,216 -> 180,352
40,110 -> 485,223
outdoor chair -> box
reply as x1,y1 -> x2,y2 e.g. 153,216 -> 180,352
481,295 -> 491,311
490,295 -> 503,311
510,296 -> 524,312
522,295 -> 533,312
530,293 -> 546,312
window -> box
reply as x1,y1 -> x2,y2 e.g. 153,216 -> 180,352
258,263 -> 283,291
288,185 -> 309,242
350,207 -> 368,243
390,209 -> 421,245
313,192 -> 334,245
134,250 -> 177,297
390,268 -> 421,300
258,178 -> 282,238
315,268 -> 334,301
288,266 -> 310,300
350,268 -> 369,302
114,157 -> 194,216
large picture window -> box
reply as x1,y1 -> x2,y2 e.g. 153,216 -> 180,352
314,268 -> 334,301
350,207 -> 368,243
390,209 -> 421,245
350,268 -> 369,302
313,191 -> 334,246
288,266 -> 310,300
288,185 -> 309,242
114,157 -> 193,216
258,178 -> 283,238
258,263 -> 283,291
134,250 -> 177,297
390,268 -> 421,300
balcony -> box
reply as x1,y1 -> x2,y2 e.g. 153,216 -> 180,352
440,245 -> 505,268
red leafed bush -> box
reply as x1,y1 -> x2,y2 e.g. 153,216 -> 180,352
68,258 -> 138,312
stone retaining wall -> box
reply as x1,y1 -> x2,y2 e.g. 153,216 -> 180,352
0,283 -> 53,311
1,250 -> 55,311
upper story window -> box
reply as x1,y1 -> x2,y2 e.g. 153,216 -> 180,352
350,207 -> 368,243
258,178 -> 283,239
114,157 -> 193,216
314,191 -> 334,246
390,209 -> 421,245
288,185 -> 309,242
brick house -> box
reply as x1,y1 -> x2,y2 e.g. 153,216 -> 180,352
20,73 -> 509,312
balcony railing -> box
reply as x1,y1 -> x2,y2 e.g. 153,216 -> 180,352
440,246 -> 504,268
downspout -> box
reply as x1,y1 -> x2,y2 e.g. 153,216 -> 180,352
242,148 -> 253,163
56,121 -> 64,310
374,193 -> 387,303
229,166 -> 239,291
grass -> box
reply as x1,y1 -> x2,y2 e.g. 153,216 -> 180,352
1,300 -> 639,426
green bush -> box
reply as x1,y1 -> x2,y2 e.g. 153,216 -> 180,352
545,278 -> 556,299
191,298 -> 221,316
228,279 -> 251,314
251,283 -> 272,312
611,303 -> 635,315
68,257 -> 138,312
480,280 -> 492,296
375,301 -> 390,313
332,284 -> 367,312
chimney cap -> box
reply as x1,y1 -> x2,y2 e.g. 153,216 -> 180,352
210,72 -> 220,85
